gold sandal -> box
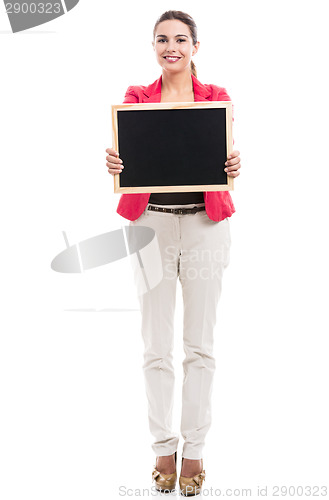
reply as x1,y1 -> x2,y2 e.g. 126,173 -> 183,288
152,451 -> 177,492
179,457 -> 206,496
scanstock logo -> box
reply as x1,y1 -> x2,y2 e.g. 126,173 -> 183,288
4,0 -> 79,33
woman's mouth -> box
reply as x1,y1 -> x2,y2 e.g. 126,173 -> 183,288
164,56 -> 181,63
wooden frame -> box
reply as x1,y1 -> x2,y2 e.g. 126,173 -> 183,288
111,101 -> 233,194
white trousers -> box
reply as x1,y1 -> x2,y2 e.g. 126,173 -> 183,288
128,202 -> 231,459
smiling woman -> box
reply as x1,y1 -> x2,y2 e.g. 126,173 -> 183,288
105,9 -> 241,496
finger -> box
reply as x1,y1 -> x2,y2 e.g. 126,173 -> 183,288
108,168 -> 123,175
227,150 -> 240,159
225,162 -> 241,172
225,157 -> 240,167
105,148 -> 120,157
227,170 -> 240,177
105,148 -> 115,155
106,162 -> 124,171
106,155 -> 123,164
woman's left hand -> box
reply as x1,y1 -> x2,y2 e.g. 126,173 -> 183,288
225,150 -> 241,177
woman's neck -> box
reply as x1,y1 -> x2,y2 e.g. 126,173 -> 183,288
161,68 -> 193,95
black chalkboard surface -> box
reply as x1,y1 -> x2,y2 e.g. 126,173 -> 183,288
111,101 -> 233,193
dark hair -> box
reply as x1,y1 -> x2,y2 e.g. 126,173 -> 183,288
153,10 -> 198,78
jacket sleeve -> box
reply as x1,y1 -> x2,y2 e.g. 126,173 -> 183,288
122,86 -> 139,103
215,86 -> 234,123
214,85 -> 235,146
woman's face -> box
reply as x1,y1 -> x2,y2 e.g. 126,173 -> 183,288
152,19 -> 199,73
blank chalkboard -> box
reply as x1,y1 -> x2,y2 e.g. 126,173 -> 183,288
111,101 -> 233,193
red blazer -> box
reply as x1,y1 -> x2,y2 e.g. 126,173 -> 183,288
116,73 -> 236,222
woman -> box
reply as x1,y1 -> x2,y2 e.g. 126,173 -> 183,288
106,10 -> 241,495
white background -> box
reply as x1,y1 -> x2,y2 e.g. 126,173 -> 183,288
1,0 -> 328,498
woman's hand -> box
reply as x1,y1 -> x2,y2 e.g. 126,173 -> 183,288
105,147 -> 124,175
225,150 -> 241,177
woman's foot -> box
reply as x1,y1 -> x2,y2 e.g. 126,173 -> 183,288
180,457 -> 203,477
179,457 -> 206,496
156,452 -> 176,474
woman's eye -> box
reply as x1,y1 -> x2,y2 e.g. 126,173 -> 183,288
158,39 -> 186,43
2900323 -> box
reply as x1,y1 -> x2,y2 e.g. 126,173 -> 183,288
5,3 -> 61,14
272,485 -> 327,496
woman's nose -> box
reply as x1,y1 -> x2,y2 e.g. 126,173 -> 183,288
166,41 -> 177,52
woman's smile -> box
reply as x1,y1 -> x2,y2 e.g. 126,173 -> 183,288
163,56 -> 182,63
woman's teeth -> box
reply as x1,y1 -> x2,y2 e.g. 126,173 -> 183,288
165,57 -> 180,62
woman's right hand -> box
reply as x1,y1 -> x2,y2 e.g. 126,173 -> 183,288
105,147 -> 124,176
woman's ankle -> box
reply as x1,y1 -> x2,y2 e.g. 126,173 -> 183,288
156,452 -> 176,474
181,457 -> 202,477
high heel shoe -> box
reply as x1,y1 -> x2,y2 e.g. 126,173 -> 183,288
179,457 -> 206,496
152,451 -> 177,492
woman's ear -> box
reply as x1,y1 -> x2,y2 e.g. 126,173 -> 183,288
192,41 -> 200,57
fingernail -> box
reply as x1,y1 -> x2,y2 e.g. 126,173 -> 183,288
228,155 -> 232,159
224,168 -> 228,172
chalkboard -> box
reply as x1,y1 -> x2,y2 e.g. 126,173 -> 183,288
111,101 -> 233,193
